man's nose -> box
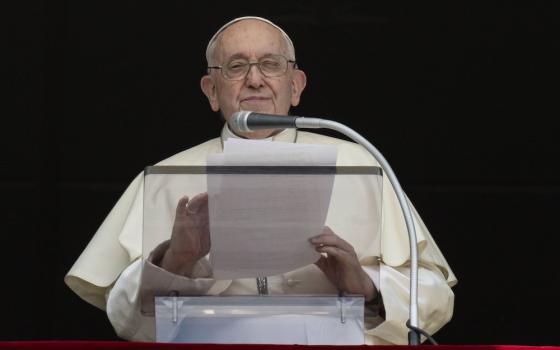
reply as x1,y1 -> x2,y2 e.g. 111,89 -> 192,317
245,64 -> 265,88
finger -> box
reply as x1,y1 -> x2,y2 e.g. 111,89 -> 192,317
175,195 -> 189,215
310,234 -> 354,253
186,192 -> 209,214
316,246 -> 354,263
202,230 -> 212,251
193,191 -> 209,203
314,255 -> 329,272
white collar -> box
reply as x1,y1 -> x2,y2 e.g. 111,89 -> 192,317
220,124 -> 298,145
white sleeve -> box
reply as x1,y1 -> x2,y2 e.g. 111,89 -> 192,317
106,242 -> 226,341
363,263 -> 455,345
106,259 -> 155,341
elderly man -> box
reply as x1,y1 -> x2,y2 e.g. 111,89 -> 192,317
65,17 -> 456,344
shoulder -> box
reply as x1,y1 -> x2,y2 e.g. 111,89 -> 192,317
297,131 -> 378,166
155,137 -> 221,166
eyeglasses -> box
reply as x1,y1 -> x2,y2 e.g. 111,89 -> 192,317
208,54 -> 297,81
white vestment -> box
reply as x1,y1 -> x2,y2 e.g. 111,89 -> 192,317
65,125 -> 457,345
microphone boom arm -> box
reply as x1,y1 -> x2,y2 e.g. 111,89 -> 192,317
296,117 -> 421,345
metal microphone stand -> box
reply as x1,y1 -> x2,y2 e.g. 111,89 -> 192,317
295,117 -> 421,345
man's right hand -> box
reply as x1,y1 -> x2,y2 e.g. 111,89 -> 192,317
159,192 -> 210,276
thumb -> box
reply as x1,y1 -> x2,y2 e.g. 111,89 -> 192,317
314,255 -> 328,273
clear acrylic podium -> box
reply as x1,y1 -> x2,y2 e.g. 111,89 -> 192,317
141,165 -> 383,344
155,295 -> 365,344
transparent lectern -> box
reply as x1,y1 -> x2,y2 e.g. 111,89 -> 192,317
141,165 -> 383,344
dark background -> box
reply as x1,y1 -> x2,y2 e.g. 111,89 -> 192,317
2,0 -> 559,345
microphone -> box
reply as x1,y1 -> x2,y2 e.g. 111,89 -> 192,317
229,111 -> 325,132
229,111 -> 298,132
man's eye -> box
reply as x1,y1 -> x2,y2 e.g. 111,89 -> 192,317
228,61 -> 247,71
261,60 -> 281,70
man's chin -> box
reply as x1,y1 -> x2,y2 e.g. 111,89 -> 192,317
238,103 -> 276,115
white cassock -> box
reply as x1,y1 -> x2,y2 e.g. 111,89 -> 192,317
65,125 -> 457,345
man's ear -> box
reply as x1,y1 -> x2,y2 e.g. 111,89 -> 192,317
200,75 -> 220,112
290,69 -> 307,107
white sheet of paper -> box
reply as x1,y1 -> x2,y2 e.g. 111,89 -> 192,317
207,139 -> 337,279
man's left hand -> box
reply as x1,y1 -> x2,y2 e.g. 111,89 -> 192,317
310,226 -> 377,301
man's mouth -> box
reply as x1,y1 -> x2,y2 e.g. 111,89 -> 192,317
241,96 -> 271,103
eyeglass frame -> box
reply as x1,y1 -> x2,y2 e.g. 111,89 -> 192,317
207,54 -> 297,81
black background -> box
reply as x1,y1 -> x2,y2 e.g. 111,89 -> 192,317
2,0 -> 559,345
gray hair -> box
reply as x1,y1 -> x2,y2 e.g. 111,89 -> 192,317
205,16 -> 296,66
